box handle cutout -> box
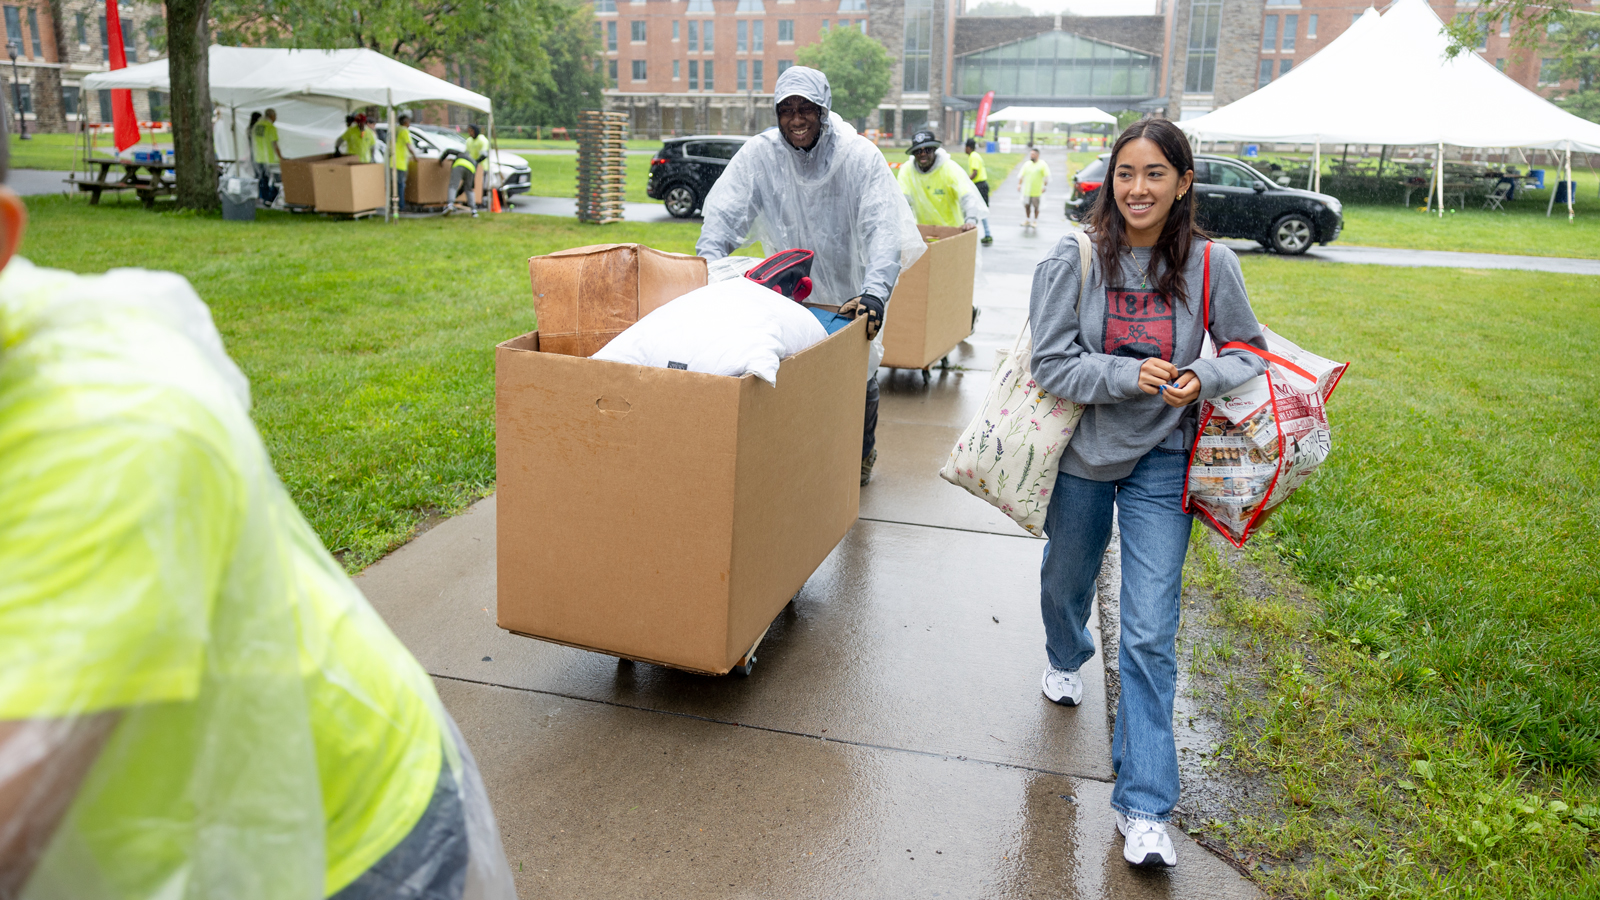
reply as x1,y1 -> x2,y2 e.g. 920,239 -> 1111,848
596,396 -> 631,415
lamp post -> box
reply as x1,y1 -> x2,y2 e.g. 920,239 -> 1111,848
8,44 -> 27,140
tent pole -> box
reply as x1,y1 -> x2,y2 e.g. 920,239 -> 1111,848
1565,144 -> 1575,221
1547,155 -> 1558,217
386,91 -> 397,223
1313,140 -> 1322,193
1435,143 -> 1444,218
488,110 -> 498,212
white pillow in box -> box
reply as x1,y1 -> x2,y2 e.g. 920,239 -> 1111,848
591,278 -> 829,385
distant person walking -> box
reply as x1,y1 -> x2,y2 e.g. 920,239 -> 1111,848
964,137 -> 994,245
1026,117 -> 1267,870
1018,146 -> 1050,227
250,108 -> 281,205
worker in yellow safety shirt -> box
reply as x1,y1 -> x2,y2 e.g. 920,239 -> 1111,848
251,107 -> 281,206
896,129 -> 987,235
444,123 -> 489,217
393,114 -> 412,212
0,121 -> 516,900
963,137 -> 994,245
360,113 -> 379,164
336,114 -> 364,160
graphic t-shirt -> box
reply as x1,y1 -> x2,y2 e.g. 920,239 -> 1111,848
1104,286 -> 1174,361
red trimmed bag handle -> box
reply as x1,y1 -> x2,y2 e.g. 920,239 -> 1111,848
1201,242 -> 1317,383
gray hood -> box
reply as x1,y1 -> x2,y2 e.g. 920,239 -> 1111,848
772,66 -> 832,118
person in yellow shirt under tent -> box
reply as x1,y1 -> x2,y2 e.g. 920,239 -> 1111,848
336,113 -> 371,161
393,114 -> 413,213
897,130 -> 988,237
1017,145 -> 1051,228
442,123 -> 490,217
250,107 -> 281,206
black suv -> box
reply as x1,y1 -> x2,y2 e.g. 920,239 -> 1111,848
646,135 -> 750,218
1066,153 -> 1343,255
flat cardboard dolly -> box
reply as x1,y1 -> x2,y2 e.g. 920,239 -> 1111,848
496,245 -> 870,676
879,225 -> 979,383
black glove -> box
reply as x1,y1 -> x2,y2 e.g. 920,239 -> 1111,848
839,293 -> 885,340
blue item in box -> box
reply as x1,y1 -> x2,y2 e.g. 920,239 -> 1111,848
1244,144 -> 1259,158
809,307 -> 852,335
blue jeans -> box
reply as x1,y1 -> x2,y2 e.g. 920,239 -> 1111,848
1040,447 -> 1193,822
396,171 -> 408,212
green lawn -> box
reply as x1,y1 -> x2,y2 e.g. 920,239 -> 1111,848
9,132 -> 171,171
18,195 -> 700,570
1194,255 -> 1600,898
1338,196 -> 1600,258
497,138 -> 659,151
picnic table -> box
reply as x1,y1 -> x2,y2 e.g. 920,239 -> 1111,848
66,157 -> 177,207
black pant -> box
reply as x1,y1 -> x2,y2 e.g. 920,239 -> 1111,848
975,180 -> 990,205
863,374 -> 879,460
331,764 -> 467,900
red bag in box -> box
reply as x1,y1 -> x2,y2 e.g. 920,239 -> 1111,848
1184,324 -> 1348,546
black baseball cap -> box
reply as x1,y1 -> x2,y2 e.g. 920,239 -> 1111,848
907,130 -> 941,154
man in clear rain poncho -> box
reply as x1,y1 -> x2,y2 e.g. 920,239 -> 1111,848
697,66 -> 926,486
0,105 -> 516,900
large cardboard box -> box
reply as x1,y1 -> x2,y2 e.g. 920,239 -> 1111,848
880,225 -> 979,370
495,320 -> 870,675
529,244 -> 707,357
408,157 -> 450,206
312,158 -> 386,214
279,153 -> 341,207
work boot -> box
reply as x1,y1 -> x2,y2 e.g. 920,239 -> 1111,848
981,235 -> 994,245
860,447 -> 877,486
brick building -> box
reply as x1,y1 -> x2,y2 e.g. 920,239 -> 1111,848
1,0 -> 63,132
54,0 -> 167,131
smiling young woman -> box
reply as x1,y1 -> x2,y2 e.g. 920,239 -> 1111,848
1022,118 -> 1272,870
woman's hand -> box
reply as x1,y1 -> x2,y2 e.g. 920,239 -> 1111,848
1162,371 -> 1201,407
1137,359 -> 1179,395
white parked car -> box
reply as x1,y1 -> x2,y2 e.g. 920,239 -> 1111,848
373,124 -> 533,199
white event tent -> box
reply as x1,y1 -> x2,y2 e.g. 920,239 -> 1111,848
83,46 -> 494,219
988,106 -> 1119,127
1178,0 -> 1600,218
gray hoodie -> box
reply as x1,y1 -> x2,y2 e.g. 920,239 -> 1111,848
1027,235 -> 1268,482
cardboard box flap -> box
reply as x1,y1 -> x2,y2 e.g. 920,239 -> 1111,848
528,244 -> 707,358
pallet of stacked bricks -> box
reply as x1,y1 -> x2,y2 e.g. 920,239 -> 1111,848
576,111 -> 628,224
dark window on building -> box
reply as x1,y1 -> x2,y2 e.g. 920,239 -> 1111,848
703,20 -> 714,52
688,20 -> 698,50
704,60 -> 714,90
673,59 -> 680,79
63,85 -> 81,116
903,0 -> 933,93
689,58 -> 699,89
1263,15 -> 1277,51
673,20 -> 679,40
1495,57 -> 1507,71
778,19 -> 793,42
148,90 -> 168,121
3,7 -> 20,54
100,15 -> 108,61
630,20 -> 646,41
13,82 -> 31,113
778,59 -> 792,75
607,20 -> 617,51
27,7 -> 40,56
1308,14 -> 1317,38
596,0 -> 616,11
1283,15 -> 1296,51
632,59 -> 646,80
98,88 -> 112,120
753,60 -> 763,91
737,59 -> 747,90
1185,0 -> 1222,92
1539,57 -> 1558,84
1279,59 -> 1292,77
1258,59 -> 1272,88
737,20 -> 747,52
122,19 -> 137,62
608,58 -> 618,83
75,12 -> 86,44
753,20 -> 763,51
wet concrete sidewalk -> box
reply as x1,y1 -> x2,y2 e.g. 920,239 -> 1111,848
357,147 -> 1259,898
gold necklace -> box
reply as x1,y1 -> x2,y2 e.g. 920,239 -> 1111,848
1126,247 -> 1151,290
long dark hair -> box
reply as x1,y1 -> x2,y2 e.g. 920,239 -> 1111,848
248,111 -> 262,130
1088,118 -> 1208,307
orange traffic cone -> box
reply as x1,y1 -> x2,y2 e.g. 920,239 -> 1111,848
490,189 -> 502,214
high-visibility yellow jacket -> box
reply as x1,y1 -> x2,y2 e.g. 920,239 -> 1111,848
967,150 -> 987,184
251,119 -> 278,165
392,126 -> 411,170
339,125 -> 365,160
897,149 -> 988,228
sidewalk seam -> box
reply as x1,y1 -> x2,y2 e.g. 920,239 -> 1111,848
430,671 -> 1116,785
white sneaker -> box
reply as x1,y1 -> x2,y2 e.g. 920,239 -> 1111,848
1116,812 -> 1176,868
1041,667 -> 1083,707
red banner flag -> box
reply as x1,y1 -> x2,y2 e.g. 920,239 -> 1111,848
973,91 -> 995,140
105,0 -> 141,151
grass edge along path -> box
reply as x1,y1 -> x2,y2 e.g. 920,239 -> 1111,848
1174,255 -> 1600,899
17,195 -> 703,571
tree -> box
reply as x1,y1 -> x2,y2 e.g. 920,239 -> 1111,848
492,1 -> 607,128
167,0 -> 218,211
794,27 -> 893,123
211,0 -> 561,115
1442,0 -> 1582,60
1547,12 -> 1600,124
963,1 -> 1071,16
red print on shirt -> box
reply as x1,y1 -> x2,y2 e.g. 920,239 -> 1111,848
1104,289 -> 1173,361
